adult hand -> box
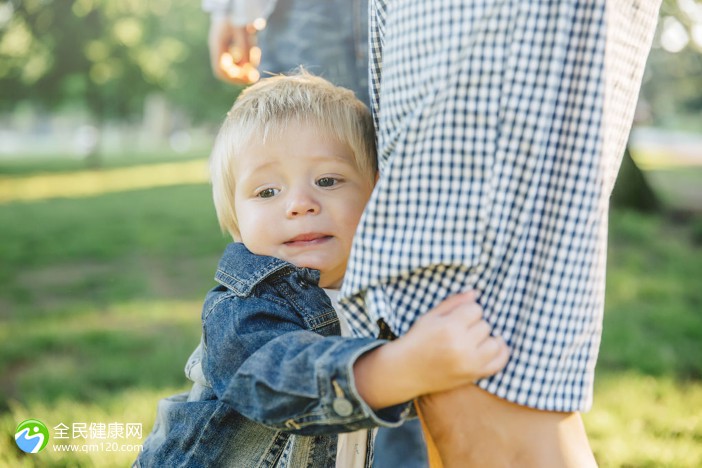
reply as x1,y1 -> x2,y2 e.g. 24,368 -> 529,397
208,16 -> 260,85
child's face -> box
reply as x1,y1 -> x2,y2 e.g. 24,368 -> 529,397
233,122 -> 375,288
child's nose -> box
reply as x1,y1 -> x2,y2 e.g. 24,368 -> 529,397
286,191 -> 320,218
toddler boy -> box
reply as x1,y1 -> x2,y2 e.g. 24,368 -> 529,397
137,73 -> 509,467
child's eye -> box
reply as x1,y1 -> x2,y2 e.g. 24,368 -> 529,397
317,177 -> 339,187
257,188 -> 279,198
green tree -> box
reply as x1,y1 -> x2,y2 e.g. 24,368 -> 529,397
611,147 -> 660,212
613,1 -> 702,211
0,0 -> 237,125
640,0 -> 702,130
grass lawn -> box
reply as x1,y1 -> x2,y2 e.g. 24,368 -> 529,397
0,158 -> 700,467
588,209 -> 702,467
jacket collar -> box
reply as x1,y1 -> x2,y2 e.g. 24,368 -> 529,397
215,243 -> 320,296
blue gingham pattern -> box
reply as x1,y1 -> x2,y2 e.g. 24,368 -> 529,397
340,0 -> 660,411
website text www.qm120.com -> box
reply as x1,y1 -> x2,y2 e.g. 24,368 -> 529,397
51,442 -> 143,453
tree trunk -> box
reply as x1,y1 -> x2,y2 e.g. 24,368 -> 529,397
610,146 -> 660,212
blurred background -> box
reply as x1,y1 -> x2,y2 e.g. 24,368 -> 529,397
0,0 -> 700,466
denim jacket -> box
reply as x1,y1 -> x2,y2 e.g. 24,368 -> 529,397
137,243 -> 410,467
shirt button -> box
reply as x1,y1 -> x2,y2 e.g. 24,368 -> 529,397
332,398 -> 354,417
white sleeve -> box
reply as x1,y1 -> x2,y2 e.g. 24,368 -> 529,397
202,0 -> 278,26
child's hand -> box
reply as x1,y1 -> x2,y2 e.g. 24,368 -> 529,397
396,291 -> 510,395
353,292 -> 509,409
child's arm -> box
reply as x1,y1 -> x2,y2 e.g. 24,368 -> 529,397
203,292 -> 402,435
202,290 -> 507,435
353,291 -> 509,409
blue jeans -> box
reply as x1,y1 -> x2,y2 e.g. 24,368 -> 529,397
258,0 -> 370,107
374,418 -> 428,467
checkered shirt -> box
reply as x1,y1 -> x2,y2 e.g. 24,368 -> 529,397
340,0 -> 660,412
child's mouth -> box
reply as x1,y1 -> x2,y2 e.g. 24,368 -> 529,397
284,234 -> 333,246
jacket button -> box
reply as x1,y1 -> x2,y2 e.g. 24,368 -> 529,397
332,398 -> 354,417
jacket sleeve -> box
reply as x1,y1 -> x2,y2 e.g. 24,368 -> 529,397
201,293 -> 411,435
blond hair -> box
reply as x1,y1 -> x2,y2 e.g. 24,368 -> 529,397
210,72 -> 377,239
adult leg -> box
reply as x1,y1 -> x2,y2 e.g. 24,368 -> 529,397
418,384 -> 596,468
